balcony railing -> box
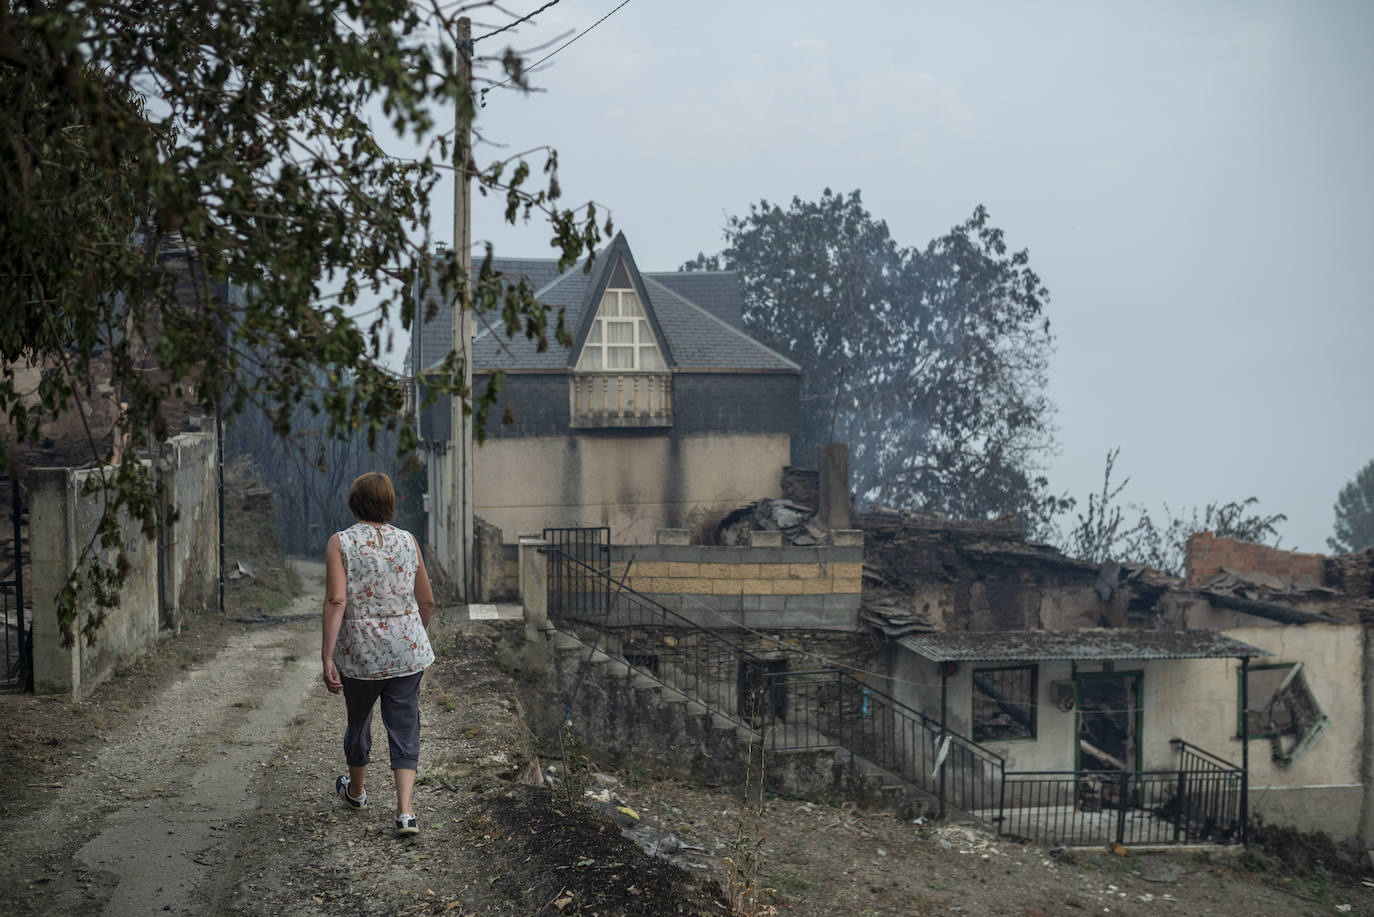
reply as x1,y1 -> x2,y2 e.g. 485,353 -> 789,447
569,372 -> 672,428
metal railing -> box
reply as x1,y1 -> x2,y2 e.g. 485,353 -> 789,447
545,547 -> 767,730
762,669 -> 1006,823
997,740 -> 1244,846
1171,739 -> 1245,843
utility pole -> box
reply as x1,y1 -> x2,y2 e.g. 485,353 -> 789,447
448,17 -> 475,602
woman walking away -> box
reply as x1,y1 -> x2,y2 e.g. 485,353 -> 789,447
321,472 -> 436,836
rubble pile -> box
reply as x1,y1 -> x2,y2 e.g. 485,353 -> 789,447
714,497 -> 827,546
856,510 -> 1032,623
1197,566 -> 1335,598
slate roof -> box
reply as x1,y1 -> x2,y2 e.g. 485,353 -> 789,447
646,271 -> 745,329
640,276 -> 795,370
896,629 -> 1269,662
412,234 -> 797,375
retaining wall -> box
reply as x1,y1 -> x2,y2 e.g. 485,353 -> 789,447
609,536 -> 863,631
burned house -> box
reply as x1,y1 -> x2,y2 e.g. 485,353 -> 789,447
861,511 -> 1374,844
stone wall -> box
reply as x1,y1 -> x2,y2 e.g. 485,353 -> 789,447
1326,546 -> 1374,601
609,537 -> 863,630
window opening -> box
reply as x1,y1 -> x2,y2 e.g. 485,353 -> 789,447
1239,663 -> 1297,738
972,665 -> 1036,741
1241,662 -> 1330,767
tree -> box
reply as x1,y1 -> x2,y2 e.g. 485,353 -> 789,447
1,2 -> 605,643
1061,449 -> 1288,575
686,189 -> 1065,533
1328,459 -> 1374,554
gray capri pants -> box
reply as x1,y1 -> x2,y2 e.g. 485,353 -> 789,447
340,671 -> 423,771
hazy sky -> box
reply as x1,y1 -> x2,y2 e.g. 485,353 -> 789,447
415,0 -> 1373,552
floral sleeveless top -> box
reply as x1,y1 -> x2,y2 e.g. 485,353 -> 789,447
332,523 -> 435,680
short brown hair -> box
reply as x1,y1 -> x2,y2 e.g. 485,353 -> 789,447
348,472 -> 395,523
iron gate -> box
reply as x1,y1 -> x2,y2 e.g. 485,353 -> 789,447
542,526 -> 610,619
2,475 -> 30,692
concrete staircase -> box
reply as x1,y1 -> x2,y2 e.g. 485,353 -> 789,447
535,627 -> 984,822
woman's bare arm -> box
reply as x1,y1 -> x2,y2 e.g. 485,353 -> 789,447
413,535 -> 435,629
321,534 -> 347,693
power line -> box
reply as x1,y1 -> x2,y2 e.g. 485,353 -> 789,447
474,0 -> 564,43
480,0 -> 633,104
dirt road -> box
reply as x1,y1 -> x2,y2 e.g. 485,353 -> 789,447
2,562 -> 324,914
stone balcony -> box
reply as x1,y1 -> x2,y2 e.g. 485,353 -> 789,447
569,372 -> 672,428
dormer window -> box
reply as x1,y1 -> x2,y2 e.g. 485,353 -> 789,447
576,287 -> 666,372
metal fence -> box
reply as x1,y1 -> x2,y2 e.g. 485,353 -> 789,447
545,546 -> 768,729
1,475 -> 30,693
997,740 -> 1244,846
763,669 -> 1006,824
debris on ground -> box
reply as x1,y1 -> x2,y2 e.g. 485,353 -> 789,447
226,559 -> 258,581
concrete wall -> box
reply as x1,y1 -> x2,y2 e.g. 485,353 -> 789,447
29,432 -> 219,697
474,432 -> 790,546
1150,623 -> 1365,839
30,465 -> 161,697
159,431 -> 219,630
889,654 -> 1081,773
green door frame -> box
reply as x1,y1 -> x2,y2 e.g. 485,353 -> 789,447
1074,669 -> 1144,775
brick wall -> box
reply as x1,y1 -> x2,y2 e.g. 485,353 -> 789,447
608,541 -> 862,631
1185,531 -> 1326,587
